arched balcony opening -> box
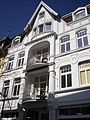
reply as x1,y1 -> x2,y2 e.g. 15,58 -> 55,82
27,41 -> 50,70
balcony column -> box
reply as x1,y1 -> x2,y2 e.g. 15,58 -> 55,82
49,36 -> 55,92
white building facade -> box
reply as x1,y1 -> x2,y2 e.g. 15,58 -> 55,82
22,1 -> 90,120
0,33 -> 28,120
0,1 -> 90,120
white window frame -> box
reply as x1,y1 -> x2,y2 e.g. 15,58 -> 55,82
60,65 -> 72,88
79,61 -> 90,85
2,80 -> 10,97
60,35 -> 70,53
17,51 -> 25,67
13,78 -> 21,97
76,29 -> 88,48
33,74 -> 48,98
6,55 -> 14,70
45,22 -> 52,32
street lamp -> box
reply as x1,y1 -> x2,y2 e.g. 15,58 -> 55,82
0,92 -> 6,120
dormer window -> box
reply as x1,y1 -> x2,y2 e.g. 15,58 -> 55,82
12,37 -> 20,46
73,7 -> 87,20
39,11 -> 45,19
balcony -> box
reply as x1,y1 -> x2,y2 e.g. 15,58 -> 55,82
23,88 -> 48,103
27,53 -> 49,71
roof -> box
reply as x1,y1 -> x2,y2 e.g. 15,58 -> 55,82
24,1 -> 60,32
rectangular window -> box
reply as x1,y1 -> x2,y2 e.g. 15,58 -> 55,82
60,35 -> 70,53
60,65 -> 72,88
33,74 -> 48,99
79,61 -> 90,85
13,78 -> 21,96
45,22 -> 51,32
39,24 -> 43,33
2,80 -> 10,97
17,51 -> 25,67
6,56 -> 14,70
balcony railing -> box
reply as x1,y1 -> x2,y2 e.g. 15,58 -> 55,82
23,88 -> 48,102
28,53 -> 49,65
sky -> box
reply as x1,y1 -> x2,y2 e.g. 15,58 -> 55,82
0,0 -> 90,39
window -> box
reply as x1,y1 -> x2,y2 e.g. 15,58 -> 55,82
74,9 -> 85,20
12,38 -> 20,46
77,29 -> 88,48
17,51 -> 25,67
79,61 -> 90,85
60,35 -> 70,53
6,56 -> 14,70
37,47 -> 49,61
33,74 -> 48,98
60,65 -> 72,88
2,80 -> 10,97
45,22 -> 51,32
39,24 -> 44,33
13,78 -> 21,96
33,27 -> 37,36
39,11 -> 45,19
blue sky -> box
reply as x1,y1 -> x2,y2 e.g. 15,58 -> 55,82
0,0 -> 90,39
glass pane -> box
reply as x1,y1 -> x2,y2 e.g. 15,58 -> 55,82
61,44 -> 65,53
83,36 -> 88,46
67,74 -> 72,87
39,24 -> 43,33
80,71 -> 86,84
78,38 -> 82,48
45,22 -> 51,31
13,86 -> 17,96
40,75 -> 47,82
61,75 -> 66,88
87,70 -> 90,83
17,85 -> 20,95
66,42 -> 70,51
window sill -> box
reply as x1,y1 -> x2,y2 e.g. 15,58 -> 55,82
56,45 -> 90,58
4,66 -> 23,73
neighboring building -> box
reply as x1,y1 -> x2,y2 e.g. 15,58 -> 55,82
0,37 -> 12,76
0,32 -> 27,120
22,1 -> 90,120
0,1 -> 90,120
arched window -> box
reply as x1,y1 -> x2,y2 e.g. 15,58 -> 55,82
60,65 -> 72,88
79,60 -> 90,85
76,29 -> 88,48
74,9 -> 85,20
60,35 -> 70,53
